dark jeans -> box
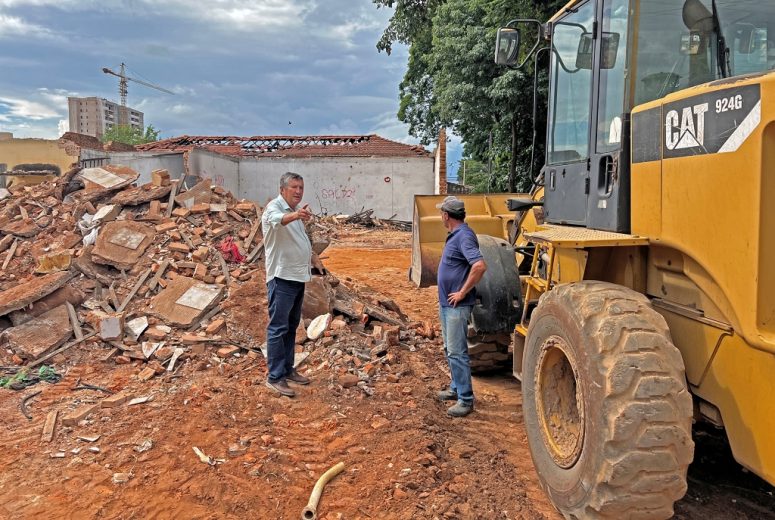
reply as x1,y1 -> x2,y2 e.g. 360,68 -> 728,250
266,277 -> 305,383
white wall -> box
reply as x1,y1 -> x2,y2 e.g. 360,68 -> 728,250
102,151 -> 185,184
188,148 -> 239,196
237,156 -> 434,221
93,150 -> 434,221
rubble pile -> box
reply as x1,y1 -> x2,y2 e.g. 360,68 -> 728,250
312,207 -> 412,237
0,164 -> 426,389
0,165 -> 266,373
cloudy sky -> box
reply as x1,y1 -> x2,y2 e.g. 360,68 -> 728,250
0,0 -> 461,177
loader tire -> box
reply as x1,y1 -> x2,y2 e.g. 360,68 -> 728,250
523,281 -> 694,520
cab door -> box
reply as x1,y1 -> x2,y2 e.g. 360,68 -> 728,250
543,0 -> 596,226
587,0 -> 632,232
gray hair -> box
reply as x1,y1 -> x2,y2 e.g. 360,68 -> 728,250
280,171 -> 303,189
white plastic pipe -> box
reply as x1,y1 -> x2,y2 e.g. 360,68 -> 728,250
301,461 -> 345,520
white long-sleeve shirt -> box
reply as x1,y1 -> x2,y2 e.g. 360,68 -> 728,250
261,195 -> 312,283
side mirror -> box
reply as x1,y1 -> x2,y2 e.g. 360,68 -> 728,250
495,27 -> 521,66
600,32 -> 620,69
575,31 -> 620,70
575,32 -> 594,69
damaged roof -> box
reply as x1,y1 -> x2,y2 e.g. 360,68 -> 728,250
135,134 -> 431,158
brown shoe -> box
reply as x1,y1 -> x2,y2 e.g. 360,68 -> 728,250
286,370 -> 310,385
266,379 -> 295,397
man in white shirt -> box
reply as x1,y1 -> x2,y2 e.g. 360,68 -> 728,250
261,172 -> 323,397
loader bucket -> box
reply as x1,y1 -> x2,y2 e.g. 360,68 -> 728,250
410,194 -> 523,287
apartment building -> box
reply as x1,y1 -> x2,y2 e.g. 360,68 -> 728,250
67,97 -> 144,139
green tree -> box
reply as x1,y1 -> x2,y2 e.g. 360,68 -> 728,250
376,0 -> 563,192
101,124 -> 160,145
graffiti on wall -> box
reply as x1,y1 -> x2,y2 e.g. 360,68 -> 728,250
320,185 -> 356,200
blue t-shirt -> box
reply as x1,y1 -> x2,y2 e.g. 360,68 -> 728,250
437,223 -> 484,308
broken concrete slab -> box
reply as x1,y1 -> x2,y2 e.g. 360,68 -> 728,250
149,276 -> 224,327
0,271 -> 73,317
73,245 -> 116,286
302,276 -> 335,320
174,179 -> 212,208
91,221 -> 155,271
8,285 -> 86,326
1,305 -> 73,360
111,183 -> 172,206
78,165 -> 139,193
0,218 -> 40,238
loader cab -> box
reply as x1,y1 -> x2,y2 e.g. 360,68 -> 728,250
497,0 -> 775,233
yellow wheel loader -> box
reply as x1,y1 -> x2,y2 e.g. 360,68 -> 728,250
412,0 -> 775,517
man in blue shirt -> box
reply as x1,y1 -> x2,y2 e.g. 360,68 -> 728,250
436,196 -> 487,417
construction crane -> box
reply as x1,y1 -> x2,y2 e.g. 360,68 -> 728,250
101,63 -> 174,106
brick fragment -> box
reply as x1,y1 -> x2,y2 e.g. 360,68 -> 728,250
155,221 -> 177,233
168,242 -> 190,253
217,345 -> 240,358
172,207 -> 191,218
62,403 -> 100,426
206,318 -> 225,334
101,392 -> 130,408
151,169 -> 171,187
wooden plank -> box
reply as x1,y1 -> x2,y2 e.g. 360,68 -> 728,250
216,248 -> 230,285
164,180 -> 180,218
1,238 -> 18,270
28,331 -> 97,369
246,239 -> 264,263
148,259 -> 170,291
187,305 -> 222,332
245,217 -> 261,249
41,410 -> 58,443
108,282 -> 120,310
117,268 -> 152,312
19,205 -> 28,220
228,210 -> 245,222
0,234 -> 15,254
179,229 -> 195,250
65,302 -> 83,341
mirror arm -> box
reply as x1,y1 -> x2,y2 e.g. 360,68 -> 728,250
504,18 -> 545,70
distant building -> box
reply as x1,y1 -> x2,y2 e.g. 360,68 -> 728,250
67,97 -> 144,139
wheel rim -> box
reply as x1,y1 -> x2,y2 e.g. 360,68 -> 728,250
534,335 -> 584,469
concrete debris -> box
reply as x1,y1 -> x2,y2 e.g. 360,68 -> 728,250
36,251 -> 73,274
125,316 -> 149,341
99,313 -> 125,341
0,271 -> 73,316
92,204 -> 121,224
92,221 -> 154,270
151,276 -> 224,327
1,305 -> 72,360
110,183 -> 172,206
306,313 -> 331,340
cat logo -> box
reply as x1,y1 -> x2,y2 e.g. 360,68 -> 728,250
665,103 -> 709,150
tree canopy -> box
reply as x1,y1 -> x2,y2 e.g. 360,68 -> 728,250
374,0 -> 565,192
101,124 -> 160,145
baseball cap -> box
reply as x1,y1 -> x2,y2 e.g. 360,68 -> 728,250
436,196 -> 465,213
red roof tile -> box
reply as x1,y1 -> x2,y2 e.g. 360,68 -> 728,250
136,134 -> 430,158
59,132 -> 104,151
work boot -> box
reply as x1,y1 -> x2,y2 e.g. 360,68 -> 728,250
437,389 -> 458,401
447,401 -> 474,417
286,370 -> 310,385
266,379 -> 295,397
